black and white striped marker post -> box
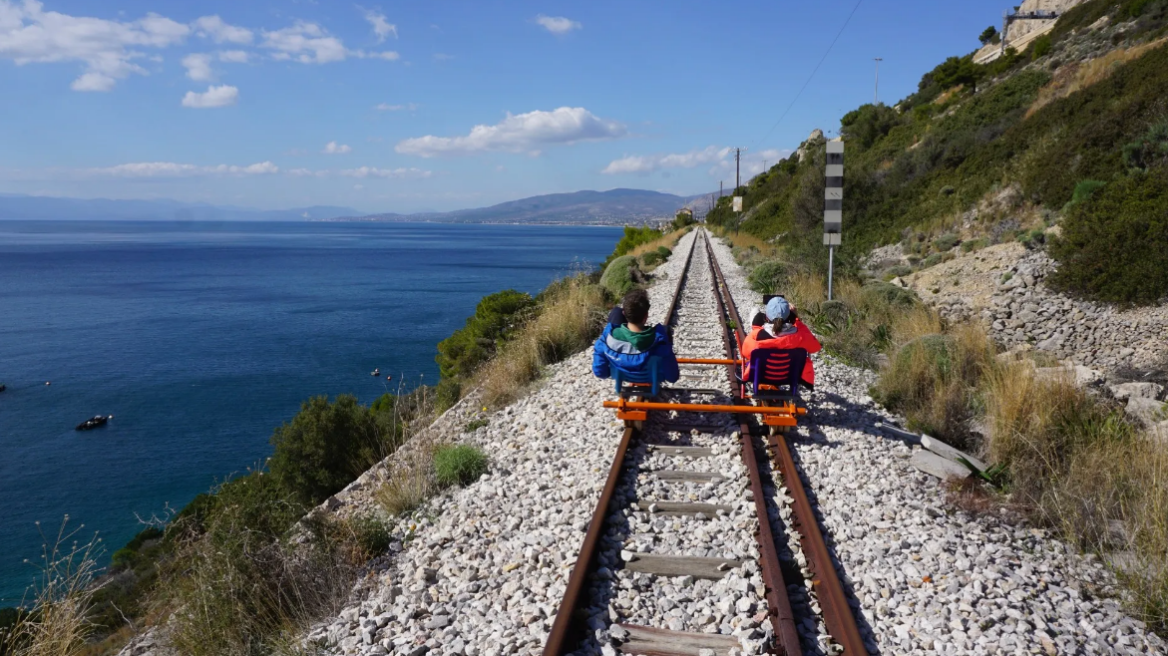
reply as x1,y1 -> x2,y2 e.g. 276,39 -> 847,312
824,140 -> 844,300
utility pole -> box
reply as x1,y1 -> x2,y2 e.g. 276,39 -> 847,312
874,57 -> 883,104
719,180 -> 723,198
735,147 -> 741,191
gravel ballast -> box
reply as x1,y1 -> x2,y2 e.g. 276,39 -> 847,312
299,230 -> 1165,656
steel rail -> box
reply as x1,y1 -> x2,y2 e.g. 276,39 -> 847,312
543,230 -> 699,656
602,399 -> 807,417
541,425 -> 637,656
703,231 -> 802,656
705,232 -> 868,656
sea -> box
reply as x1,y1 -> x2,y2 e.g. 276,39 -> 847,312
0,220 -> 623,604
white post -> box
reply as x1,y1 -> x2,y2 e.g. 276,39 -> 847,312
828,246 -> 835,301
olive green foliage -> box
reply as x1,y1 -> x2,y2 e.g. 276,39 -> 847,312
1123,120 -> 1168,171
436,289 -> 536,380
1071,179 -> 1108,204
600,255 -> 642,296
601,226 -> 663,269
932,233 -> 961,252
641,247 -> 671,267
1053,0 -> 1168,43
268,394 -> 389,505
1031,34 -> 1053,60
747,260 -> 794,294
433,444 -> 488,487
464,419 -> 488,432
434,378 -> 461,413
840,103 -> 900,148
1049,168 -> 1168,304
672,211 -> 697,230
979,26 -> 1000,45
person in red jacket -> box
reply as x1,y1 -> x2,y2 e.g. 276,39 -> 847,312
740,296 -> 822,389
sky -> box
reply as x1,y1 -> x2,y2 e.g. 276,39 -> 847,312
0,0 -> 1011,214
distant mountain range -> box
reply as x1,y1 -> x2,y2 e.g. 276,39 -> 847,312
0,194 -> 358,222
337,188 -> 712,226
0,188 -> 718,225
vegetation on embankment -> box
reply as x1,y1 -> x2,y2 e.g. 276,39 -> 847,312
873,318 -> 1168,635
710,0 -> 1168,305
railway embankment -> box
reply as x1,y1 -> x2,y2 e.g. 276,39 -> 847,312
292,230 -> 1165,655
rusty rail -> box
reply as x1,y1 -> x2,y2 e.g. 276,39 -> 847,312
704,231 -> 802,655
541,425 -> 637,656
705,231 -> 868,656
543,231 -> 700,656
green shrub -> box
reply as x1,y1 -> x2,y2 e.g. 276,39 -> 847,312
348,515 -> 392,557
961,237 -> 990,252
747,260 -> 795,294
436,290 -> 536,381
922,253 -> 944,268
886,264 -> 914,278
600,255 -> 642,296
840,103 -> 903,149
434,378 -> 461,412
1032,34 -> 1053,60
433,444 -> 488,487
268,394 -> 387,505
1072,179 -> 1108,204
933,233 -> 961,251
602,226 -> 663,269
1049,169 -> 1168,304
464,419 -> 488,432
641,250 -> 666,266
861,281 -> 918,309
1122,120 -> 1168,171
656,245 -> 672,258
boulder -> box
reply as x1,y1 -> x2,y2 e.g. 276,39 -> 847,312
1125,397 -> 1167,426
1109,382 -> 1164,402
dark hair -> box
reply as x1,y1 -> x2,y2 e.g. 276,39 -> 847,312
752,311 -> 767,327
621,289 -> 650,325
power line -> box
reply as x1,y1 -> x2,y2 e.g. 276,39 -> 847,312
753,0 -> 866,149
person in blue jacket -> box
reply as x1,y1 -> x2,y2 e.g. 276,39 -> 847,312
592,288 -> 681,384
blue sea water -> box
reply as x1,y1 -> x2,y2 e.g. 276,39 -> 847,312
0,220 -> 622,603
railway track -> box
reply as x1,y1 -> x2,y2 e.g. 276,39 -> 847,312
543,229 -> 867,656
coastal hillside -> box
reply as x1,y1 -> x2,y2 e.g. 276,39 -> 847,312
708,0 -> 1168,307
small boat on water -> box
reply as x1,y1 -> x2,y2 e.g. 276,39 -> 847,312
76,415 -> 111,431
371,368 -> 381,377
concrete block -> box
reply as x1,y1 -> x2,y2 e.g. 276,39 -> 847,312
1126,397 -> 1167,426
1109,382 -> 1164,402
921,435 -> 988,472
911,449 -> 973,481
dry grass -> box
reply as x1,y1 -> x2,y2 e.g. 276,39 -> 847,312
375,451 -> 436,517
712,227 -> 780,259
1,520 -> 103,656
872,323 -> 996,448
981,360 -> 1168,633
476,274 -> 608,407
1027,36 -> 1168,118
628,227 -> 690,258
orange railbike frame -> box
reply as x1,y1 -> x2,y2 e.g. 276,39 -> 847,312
603,398 -> 807,426
676,357 -> 739,365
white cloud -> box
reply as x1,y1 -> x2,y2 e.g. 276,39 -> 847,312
0,1 -> 190,91
218,49 -> 249,63
602,146 -> 731,175
535,15 -> 581,35
192,15 -> 252,44
395,107 -> 625,158
376,102 -> 417,111
262,21 -> 346,63
90,160 -> 278,177
181,84 -> 238,108
323,141 -> 352,154
340,166 -> 432,179
602,146 -> 791,177
353,49 -> 399,60
362,9 -> 396,42
182,53 -> 213,80
432,52 -> 453,62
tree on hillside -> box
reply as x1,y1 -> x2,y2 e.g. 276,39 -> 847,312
979,26 -> 1000,45
841,103 -> 902,149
